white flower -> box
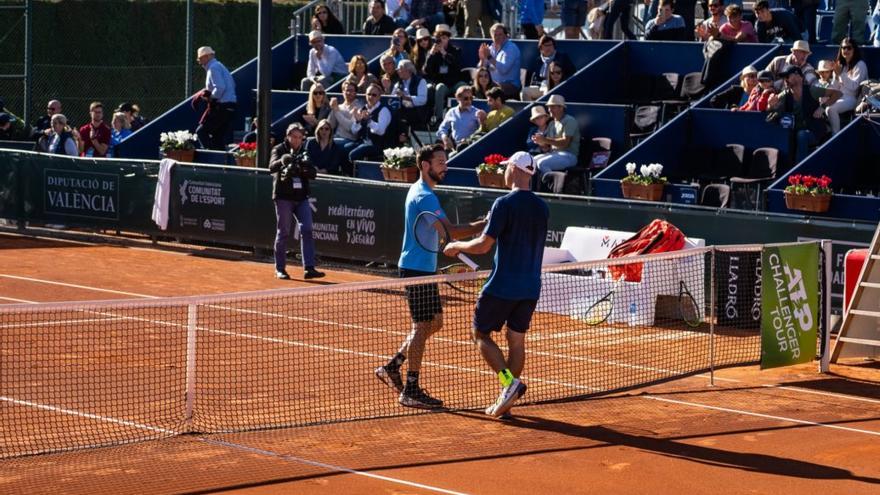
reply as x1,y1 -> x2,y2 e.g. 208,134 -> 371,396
625,163 -> 636,175
640,165 -> 649,177
383,149 -> 394,160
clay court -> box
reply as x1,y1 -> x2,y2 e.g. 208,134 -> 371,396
1,231 -> 879,495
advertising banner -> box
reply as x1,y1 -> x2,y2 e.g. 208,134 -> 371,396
43,168 -> 119,220
761,243 -> 819,369
715,251 -> 762,329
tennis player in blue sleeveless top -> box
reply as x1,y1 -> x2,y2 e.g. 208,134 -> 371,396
444,151 -> 549,418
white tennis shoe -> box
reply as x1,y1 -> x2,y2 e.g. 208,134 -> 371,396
485,379 -> 527,417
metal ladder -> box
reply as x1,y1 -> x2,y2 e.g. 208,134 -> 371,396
831,221 -> 880,362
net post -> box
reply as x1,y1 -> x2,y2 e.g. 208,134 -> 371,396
185,303 -> 197,429
820,240 -> 832,373
708,247 -> 716,387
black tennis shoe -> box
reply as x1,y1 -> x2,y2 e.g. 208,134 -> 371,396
304,268 -> 325,280
375,365 -> 404,393
399,386 -> 443,409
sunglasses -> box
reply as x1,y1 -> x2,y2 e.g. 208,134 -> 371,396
842,45 -> 853,51
478,74 -> 489,78
550,70 -> 563,75
313,91 -> 325,95
458,96 -> 473,101
318,127 -> 331,132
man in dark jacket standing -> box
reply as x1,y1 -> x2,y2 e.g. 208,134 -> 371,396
755,0 -> 803,43
269,123 -> 325,280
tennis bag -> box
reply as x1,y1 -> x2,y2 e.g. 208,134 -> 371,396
607,219 -> 685,283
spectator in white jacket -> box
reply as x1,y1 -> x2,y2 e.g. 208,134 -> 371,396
827,38 -> 868,134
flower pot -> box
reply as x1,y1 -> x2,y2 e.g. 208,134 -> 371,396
478,171 -> 506,189
235,155 -> 256,167
784,192 -> 831,213
163,149 -> 196,163
381,166 -> 419,183
621,182 -> 664,201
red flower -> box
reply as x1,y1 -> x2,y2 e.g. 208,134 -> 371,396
817,175 -> 832,188
802,175 -> 817,188
483,153 -> 507,166
788,174 -> 801,186
238,142 -> 257,151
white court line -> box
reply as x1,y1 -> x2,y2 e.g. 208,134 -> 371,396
764,384 -> 880,405
643,395 -> 880,437
202,438 -> 473,495
0,396 -> 175,435
0,274 -> 159,299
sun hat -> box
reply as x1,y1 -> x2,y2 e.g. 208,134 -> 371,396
817,60 -> 834,72
529,105 -> 549,122
791,40 -> 811,54
546,94 -> 566,107
741,65 -> 757,77
416,28 -> 431,40
434,24 -> 452,36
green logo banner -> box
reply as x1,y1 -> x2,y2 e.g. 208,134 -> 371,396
761,243 -> 819,369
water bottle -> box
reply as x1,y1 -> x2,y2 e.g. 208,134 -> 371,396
628,302 -> 638,326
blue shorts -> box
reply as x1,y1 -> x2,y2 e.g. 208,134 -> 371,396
473,293 -> 538,334
561,1 -> 587,28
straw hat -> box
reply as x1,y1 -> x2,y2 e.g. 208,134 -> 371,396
546,94 -> 566,107
434,24 -> 452,36
741,65 -> 757,77
791,40 -> 811,54
529,105 -> 549,122
416,28 -> 431,40
817,59 -> 834,72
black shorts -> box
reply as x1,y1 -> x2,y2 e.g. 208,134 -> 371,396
473,293 -> 538,334
400,268 -> 442,323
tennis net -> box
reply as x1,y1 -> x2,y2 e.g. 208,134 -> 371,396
0,244 -> 824,458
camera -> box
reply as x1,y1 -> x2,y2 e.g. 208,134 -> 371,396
280,150 -> 309,181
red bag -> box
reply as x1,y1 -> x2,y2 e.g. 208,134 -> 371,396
607,219 -> 686,282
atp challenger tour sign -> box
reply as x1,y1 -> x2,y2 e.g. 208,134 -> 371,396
44,168 -> 119,220
760,243 -> 818,369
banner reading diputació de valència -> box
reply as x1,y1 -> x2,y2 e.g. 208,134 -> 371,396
760,242 -> 819,369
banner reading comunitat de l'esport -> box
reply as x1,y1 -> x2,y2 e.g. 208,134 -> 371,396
760,242 -> 819,369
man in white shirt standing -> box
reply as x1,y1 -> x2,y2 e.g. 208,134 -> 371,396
301,31 -> 348,91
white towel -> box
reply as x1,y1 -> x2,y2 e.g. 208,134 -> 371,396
151,158 -> 175,230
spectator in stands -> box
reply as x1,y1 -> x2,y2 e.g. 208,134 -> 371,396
717,4 -> 757,42
832,0 -> 867,44
312,4 -> 345,34
407,0 -> 446,35
33,99 -> 61,137
471,66 -> 499,99
754,0 -> 802,43
379,54 -> 401,94
329,81 -> 365,174
307,118 -> 345,175
766,65 -> 841,161
480,86 -> 514,133
411,28 -> 433,77
561,0 -> 588,39
345,55 -> 380,94
108,112 -> 132,157
0,112 -> 15,141
424,24 -> 465,123
540,61 -> 568,96
873,1 -> 880,47
301,83 -> 332,135
79,101 -> 111,157
302,31 -> 348,91
520,0 -> 545,39
739,70 -> 776,111
364,0 -> 397,35
43,114 -> 79,156
792,0 -> 819,44
387,0 -> 412,28
521,35 -> 575,101
115,102 -> 145,132
393,59 -> 429,131
478,23 -> 521,100
270,122 -> 324,281
526,105 -> 551,155
195,46 -> 237,150
242,117 -> 279,146
766,40 -> 817,90
826,39 -> 868,134
603,0 -> 636,40
532,94 -> 580,175
463,0 -> 496,38
695,1 -> 726,41
0,98 -> 28,140
710,65 -> 758,109
349,82 -> 394,163
385,28 -> 413,65
815,59 -> 839,93
645,0 -> 688,41
437,86 -> 484,151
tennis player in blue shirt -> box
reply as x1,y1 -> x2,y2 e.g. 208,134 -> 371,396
444,151 -> 548,417
376,143 -> 486,409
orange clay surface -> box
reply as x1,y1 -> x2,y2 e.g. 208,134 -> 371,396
1,232 -> 879,495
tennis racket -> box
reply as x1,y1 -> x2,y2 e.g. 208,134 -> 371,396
580,273 -> 626,326
413,210 -> 479,270
438,263 -> 484,295
678,281 -> 702,327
